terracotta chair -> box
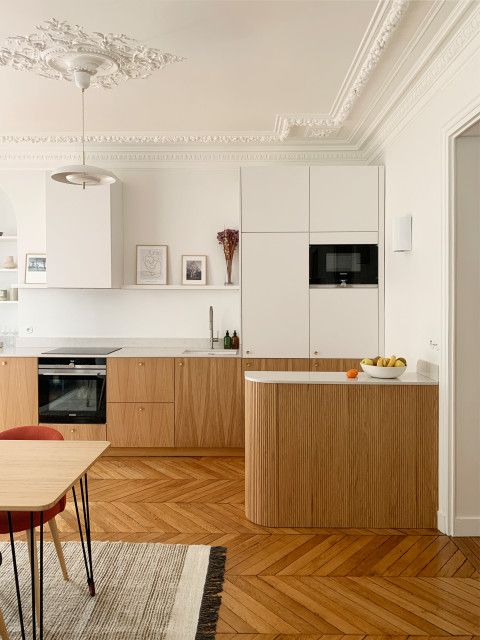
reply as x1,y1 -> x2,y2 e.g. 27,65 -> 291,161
0,426 -> 69,625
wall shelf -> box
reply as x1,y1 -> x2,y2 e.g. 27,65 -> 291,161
0,301 -> 18,304
0,236 -> 18,241
122,284 -> 240,290
16,284 -> 48,289
0,268 -> 18,272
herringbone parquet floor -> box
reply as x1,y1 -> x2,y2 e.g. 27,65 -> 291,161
13,456 -> 480,639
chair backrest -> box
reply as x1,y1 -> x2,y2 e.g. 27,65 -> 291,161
0,425 -> 64,441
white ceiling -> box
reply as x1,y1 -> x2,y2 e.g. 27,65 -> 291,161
0,0 -> 462,145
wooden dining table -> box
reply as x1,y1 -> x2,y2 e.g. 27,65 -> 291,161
0,440 -> 110,640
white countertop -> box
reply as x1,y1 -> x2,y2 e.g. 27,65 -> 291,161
0,344 -> 240,358
244,371 -> 437,385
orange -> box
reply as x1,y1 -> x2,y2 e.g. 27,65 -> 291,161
346,369 -> 358,379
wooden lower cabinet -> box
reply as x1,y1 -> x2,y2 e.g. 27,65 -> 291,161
39,423 -> 107,441
175,358 -> 243,447
311,358 -> 360,372
107,358 -> 174,402
107,403 -> 174,447
0,357 -> 38,430
243,358 -> 310,372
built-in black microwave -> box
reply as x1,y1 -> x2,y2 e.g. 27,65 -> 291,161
309,244 -> 378,286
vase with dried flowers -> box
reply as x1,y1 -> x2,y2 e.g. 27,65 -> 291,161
217,228 -> 239,285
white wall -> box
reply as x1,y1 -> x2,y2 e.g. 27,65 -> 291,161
381,26 -> 480,533
0,167 -> 241,339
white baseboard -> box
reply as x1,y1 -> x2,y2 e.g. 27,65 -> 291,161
453,516 -> 480,536
437,510 -> 448,533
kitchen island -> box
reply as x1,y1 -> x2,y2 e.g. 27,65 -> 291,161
245,371 -> 438,528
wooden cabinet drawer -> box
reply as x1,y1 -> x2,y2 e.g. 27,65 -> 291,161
243,358 -> 310,372
107,358 -> 174,403
107,403 -> 174,447
0,357 -> 38,430
39,423 -> 107,441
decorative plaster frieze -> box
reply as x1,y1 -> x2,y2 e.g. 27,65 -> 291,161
0,17 -> 184,88
363,3 -> 480,161
0,148 -> 367,165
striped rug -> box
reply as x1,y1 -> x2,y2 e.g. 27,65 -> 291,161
0,541 -> 226,639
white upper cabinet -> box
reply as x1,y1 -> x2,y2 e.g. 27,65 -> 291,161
310,288 -> 379,358
46,177 -> 123,288
310,166 -> 379,232
242,233 -> 309,358
241,166 -> 309,232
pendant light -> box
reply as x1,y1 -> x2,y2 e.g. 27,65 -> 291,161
51,67 -> 117,188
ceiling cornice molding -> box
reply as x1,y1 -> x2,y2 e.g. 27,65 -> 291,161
0,147 -> 367,167
0,1 -> 409,146
362,2 -> 480,161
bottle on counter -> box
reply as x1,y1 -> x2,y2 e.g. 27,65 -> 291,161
223,330 -> 231,349
231,330 -> 239,350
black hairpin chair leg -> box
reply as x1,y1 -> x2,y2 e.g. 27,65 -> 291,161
72,474 -> 95,597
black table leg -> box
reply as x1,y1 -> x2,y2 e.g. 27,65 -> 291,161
72,474 -> 95,597
7,512 -> 26,640
28,514 -> 36,640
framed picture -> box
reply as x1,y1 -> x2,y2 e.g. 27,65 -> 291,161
25,253 -> 47,284
136,245 -> 167,285
182,255 -> 206,285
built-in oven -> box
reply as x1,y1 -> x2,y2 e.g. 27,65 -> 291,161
309,244 -> 378,286
38,358 -> 107,424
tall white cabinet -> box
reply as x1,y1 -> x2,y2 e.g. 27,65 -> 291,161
242,233 -> 309,358
241,166 -> 310,357
241,165 -> 383,359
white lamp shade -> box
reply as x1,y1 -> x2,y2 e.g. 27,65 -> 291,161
393,215 -> 412,252
51,164 -> 117,186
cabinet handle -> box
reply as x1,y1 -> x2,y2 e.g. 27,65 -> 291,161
138,361 -> 145,367
1,361 -> 6,366
246,363 -> 251,368
313,363 -> 319,368
71,429 -> 76,434
313,351 -> 319,356
138,407 -> 145,413
246,350 -> 250,355
178,361 -> 183,366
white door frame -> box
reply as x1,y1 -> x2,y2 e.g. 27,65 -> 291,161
440,98 -> 480,535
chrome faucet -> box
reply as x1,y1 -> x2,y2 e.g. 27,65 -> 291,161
209,305 -> 216,349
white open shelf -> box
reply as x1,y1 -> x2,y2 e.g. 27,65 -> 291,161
0,268 -> 18,273
0,301 -> 18,304
0,236 -> 18,241
16,284 -> 47,289
122,284 -> 240,290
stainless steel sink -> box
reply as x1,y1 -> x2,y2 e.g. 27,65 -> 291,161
182,349 -> 238,356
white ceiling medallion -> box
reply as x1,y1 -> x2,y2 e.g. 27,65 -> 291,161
0,17 -> 184,88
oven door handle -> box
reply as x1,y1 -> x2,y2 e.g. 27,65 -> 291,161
38,369 -> 106,376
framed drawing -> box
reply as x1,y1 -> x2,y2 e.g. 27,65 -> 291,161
182,255 -> 206,285
136,245 -> 168,285
25,253 -> 47,284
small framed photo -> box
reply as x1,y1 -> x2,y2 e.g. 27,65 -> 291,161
182,255 -> 207,285
25,253 -> 47,284
136,245 -> 168,285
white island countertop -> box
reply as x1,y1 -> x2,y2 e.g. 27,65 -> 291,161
245,371 -> 437,385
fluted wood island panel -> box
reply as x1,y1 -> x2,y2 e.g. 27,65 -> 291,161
245,374 -> 438,528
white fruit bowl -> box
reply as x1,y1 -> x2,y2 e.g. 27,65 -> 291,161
361,363 -> 406,379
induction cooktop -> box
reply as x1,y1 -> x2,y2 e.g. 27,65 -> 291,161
42,347 -> 121,355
